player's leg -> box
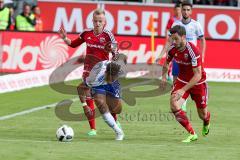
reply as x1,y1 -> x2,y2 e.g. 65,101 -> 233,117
93,86 -> 124,140
171,80 -> 197,142
106,96 -> 122,128
107,97 -> 122,114
77,82 -> 97,136
106,80 -> 122,128
172,60 -> 187,112
191,82 -> 211,136
197,107 -> 210,136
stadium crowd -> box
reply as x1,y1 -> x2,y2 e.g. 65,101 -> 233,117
0,0 -> 42,31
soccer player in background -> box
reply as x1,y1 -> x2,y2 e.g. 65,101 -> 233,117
158,2 -> 182,61
161,25 -> 210,143
58,8 -> 119,136
85,54 -> 127,140
171,1 -> 206,61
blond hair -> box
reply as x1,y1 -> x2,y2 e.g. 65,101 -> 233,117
93,8 -> 105,16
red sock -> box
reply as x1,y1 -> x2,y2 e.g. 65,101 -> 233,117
86,98 -> 96,130
173,109 -> 195,134
111,113 -> 117,121
204,111 -> 210,126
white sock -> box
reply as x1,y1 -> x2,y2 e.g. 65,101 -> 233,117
102,112 -> 122,134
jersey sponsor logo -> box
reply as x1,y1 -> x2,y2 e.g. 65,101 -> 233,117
87,37 -> 91,40
175,60 -> 191,65
86,43 -> 105,49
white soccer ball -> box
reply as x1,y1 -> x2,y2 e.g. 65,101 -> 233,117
56,125 -> 74,142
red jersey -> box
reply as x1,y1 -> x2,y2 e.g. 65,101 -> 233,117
167,42 -> 206,84
69,28 -> 116,73
166,16 -> 181,30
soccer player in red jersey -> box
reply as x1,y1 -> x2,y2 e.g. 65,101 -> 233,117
159,2 -> 182,59
161,25 -> 210,142
58,9 -> 119,136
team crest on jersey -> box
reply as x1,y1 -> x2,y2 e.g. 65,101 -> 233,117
184,53 -> 189,60
100,37 -> 106,43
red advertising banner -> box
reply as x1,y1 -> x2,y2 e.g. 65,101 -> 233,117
38,1 -> 240,40
0,31 -> 239,73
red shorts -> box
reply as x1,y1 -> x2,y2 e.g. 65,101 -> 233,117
171,79 -> 208,109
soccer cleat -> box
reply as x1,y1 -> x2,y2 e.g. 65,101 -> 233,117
116,121 -> 122,129
182,133 -> 198,143
87,129 -> 97,136
202,123 -> 210,136
115,131 -> 124,141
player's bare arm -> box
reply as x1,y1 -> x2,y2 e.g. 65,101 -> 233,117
160,60 -> 170,90
58,27 -> 71,45
157,36 -> 173,62
58,27 -> 85,48
199,37 -> 206,62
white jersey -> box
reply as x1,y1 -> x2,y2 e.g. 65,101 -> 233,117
85,60 -> 126,87
86,60 -> 109,87
171,19 -> 204,46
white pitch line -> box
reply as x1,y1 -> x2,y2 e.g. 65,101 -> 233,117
0,79 -> 155,121
0,98 -> 79,121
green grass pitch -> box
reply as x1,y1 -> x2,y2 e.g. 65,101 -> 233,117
0,79 -> 240,160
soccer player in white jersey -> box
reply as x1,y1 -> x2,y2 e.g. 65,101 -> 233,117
85,54 -> 127,140
171,1 -> 206,61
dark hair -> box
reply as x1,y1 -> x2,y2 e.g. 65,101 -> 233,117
23,3 -> 31,8
32,5 -> 39,11
174,3 -> 181,8
170,25 -> 186,36
181,1 -> 193,8
106,62 -> 121,77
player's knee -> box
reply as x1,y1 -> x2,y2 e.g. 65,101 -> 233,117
170,97 -> 178,112
95,98 -> 108,114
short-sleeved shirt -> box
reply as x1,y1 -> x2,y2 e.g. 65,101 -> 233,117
167,42 -> 206,84
86,60 -> 109,87
166,16 -> 181,30
80,29 -> 116,73
171,19 -> 204,46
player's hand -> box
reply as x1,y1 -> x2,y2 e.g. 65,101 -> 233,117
172,89 -> 185,101
83,105 -> 93,117
112,53 -> 120,61
160,77 -> 167,91
155,57 -> 161,64
58,27 -> 67,39
104,42 -> 118,53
